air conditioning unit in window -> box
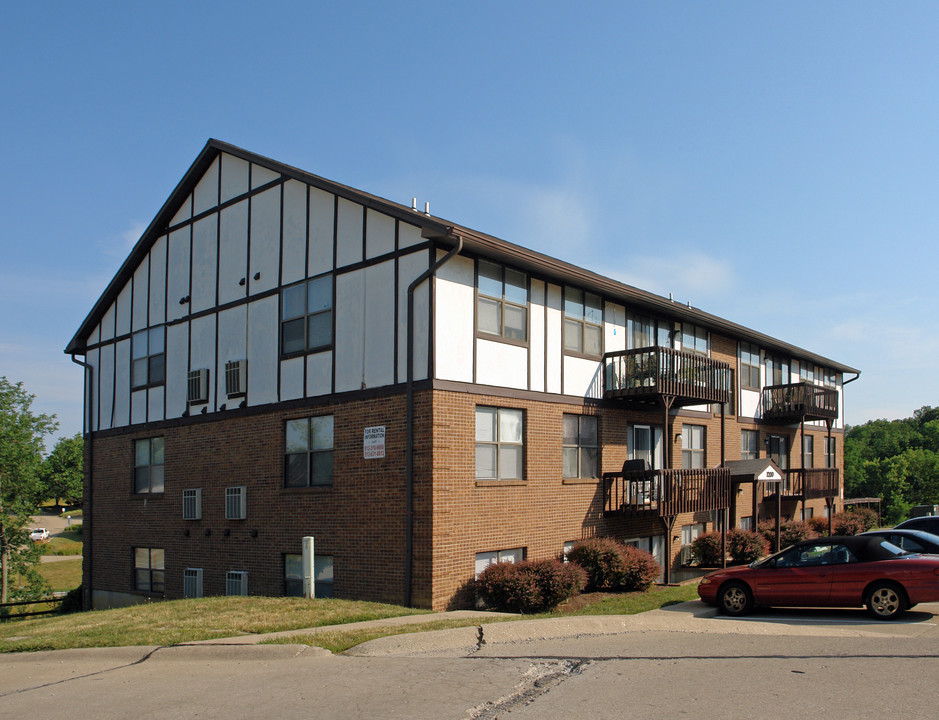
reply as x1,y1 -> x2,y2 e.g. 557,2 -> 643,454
184,568 -> 203,598
225,486 -> 247,520
679,545 -> 693,567
187,368 -> 209,405
225,360 -> 247,398
182,488 -> 202,520
226,570 -> 248,596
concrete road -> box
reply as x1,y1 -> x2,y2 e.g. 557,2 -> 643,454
2,601 -> 937,719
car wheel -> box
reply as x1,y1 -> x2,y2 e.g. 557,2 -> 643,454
866,582 -> 906,620
718,582 -> 753,617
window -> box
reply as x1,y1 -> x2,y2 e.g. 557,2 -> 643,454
563,288 -> 602,356
562,414 -> 598,479
134,437 -> 164,494
475,547 -> 525,577
182,488 -> 202,520
681,425 -> 705,469
562,541 -> 576,561
681,323 -> 708,356
284,554 -> 334,598
134,548 -> 165,593
822,368 -> 837,387
132,327 -> 165,389
475,407 -> 524,480
741,429 -> 759,461
740,516 -> 754,531
768,434 -> 788,470
740,342 -> 760,390
225,486 -> 247,519
681,523 -> 705,546
766,355 -> 790,386
824,437 -> 836,468
798,362 -> 815,384
477,260 -> 528,342
803,507 -> 814,520
184,568 -> 203,598
226,571 -> 248,596
802,435 -> 815,468
281,275 -> 333,355
285,416 -> 334,488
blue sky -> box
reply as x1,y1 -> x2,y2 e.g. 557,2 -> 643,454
2,1 -> 937,441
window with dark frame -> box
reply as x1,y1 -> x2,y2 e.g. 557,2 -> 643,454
803,435 -> 815,468
285,416 -> 334,488
281,275 -> 333,356
740,342 -> 761,390
681,424 -> 706,469
477,260 -> 528,342
681,323 -> 709,356
475,406 -> 524,480
132,327 -> 165,389
741,429 -> 759,461
563,288 -> 603,356
134,437 -> 164,494
825,436 -> 836,468
134,547 -> 165,593
562,414 -> 599,478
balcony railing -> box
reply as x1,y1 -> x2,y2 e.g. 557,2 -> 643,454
603,467 -> 731,518
761,382 -> 839,423
603,347 -> 731,407
774,468 -> 840,500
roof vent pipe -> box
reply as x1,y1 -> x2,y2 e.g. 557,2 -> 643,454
411,198 -> 418,211
424,201 -> 430,215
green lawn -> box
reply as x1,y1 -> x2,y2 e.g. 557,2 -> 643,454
43,525 -> 83,556
0,583 -> 699,654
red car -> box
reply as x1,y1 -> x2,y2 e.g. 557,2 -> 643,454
698,535 -> 939,620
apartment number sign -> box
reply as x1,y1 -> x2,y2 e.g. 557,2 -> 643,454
364,425 -> 386,459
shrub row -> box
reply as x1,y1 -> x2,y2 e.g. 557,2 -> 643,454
474,538 -> 660,613
690,529 -> 769,566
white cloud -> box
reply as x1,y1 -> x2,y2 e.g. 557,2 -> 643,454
605,252 -> 737,306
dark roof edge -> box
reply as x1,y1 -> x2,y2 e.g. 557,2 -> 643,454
65,140 -> 860,375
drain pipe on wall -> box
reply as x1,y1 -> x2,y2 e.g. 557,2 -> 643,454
71,354 -> 93,610
404,232 -> 463,608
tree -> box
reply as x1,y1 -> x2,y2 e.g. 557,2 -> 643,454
0,377 -> 58,602
41,433 -> 84,509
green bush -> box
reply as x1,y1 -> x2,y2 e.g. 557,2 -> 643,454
474,559 -> 586,613
58,586 -> 84,614
690,532 -> 724,566
567,538 -> 660,592
728,528 -> 769,564
842,506 -> 878,531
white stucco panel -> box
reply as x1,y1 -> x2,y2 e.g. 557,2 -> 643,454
219,200 -> 248,305
281,180 -> 307,286
306,352 -> 332,397
434,254 -> 475,383
148,235 -> 167,327
217,305 -> 247,403
398,250 -> 429,383
476,339 -> 528,390
251,163 -> 279,189
529,279 -> 546,393
165,322 -> 189,420
170,194 -> 192,226
115,282 -> 132,337
191,215 -> 218,313
220,153 -> 249,204
366,209 -> 395,259
740,388 -> 760,419
605,301 -> 626,354
280,356 -> 304,401
545,283 -> 563,394
247,297 -> 278,406
308,187 -> 334,277
96,346 -> 113,431
99,304 -> 115,342
335,270 -> 365,392
398,221 -> 422,248
249,187 -> 281,296
564,356 -> 604,399
132,257 -> 149,332
190,315 -> 217,410
131,389 -> 147,426
336,198 -> 363,268
114,339 -> 130,428
167,228 -> 191,322
364,260 -> 396,388
147,386 -> 165,424
193,156 -> 220,215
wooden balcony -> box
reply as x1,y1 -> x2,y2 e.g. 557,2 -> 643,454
761,382 -> 839,424
602,467 -> 732,518
776,468 -> 840,500
603,347 -> 731,409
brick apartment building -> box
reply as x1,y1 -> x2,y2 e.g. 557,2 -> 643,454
66,139 -> 859,610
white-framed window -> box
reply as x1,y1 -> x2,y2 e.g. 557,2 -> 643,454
134,437 -> 165,494
475,407 -> 524,480
281,274 -> 333,356
681,523 -> 706,546
803,435 -> 815,468
562,414 -> 599,478
563,288 -> 602,356
285,415 -> 334,488
681,425 -> 706,469
741,429 -> 759,461
739,342 -> 760,390
226,571 -> 248,596
134,547 -> 165,593
474,547 -> 525,578
681,323 -> 708,356
132,327 -> 165,389
183,568 -> 203,598
766,355 -> 790,386
477,260 -> 528,342
182,488 -> 202,520
225,486 -> 247,520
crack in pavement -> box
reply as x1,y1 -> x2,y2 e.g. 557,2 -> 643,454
463,659 -> 589,719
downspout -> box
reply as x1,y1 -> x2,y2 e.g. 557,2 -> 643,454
71,354 -> 93,610
404,233 -> 463,607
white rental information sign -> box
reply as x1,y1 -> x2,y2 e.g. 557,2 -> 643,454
363,425 -> 385,459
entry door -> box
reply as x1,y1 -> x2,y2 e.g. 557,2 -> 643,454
631,425 -> 664,469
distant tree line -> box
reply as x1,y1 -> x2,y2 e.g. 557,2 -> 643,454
845,406 -> 939,524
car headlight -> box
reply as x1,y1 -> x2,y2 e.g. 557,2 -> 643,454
699,577 -> 712,585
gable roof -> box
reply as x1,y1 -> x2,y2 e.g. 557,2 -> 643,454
65,139 -> 860,376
